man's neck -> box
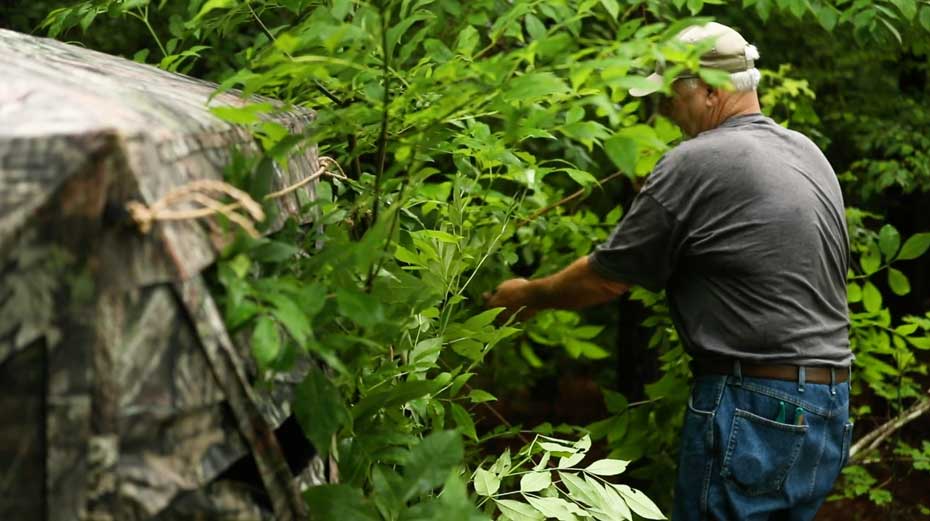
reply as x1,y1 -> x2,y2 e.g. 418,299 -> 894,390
714,91 -> 762,126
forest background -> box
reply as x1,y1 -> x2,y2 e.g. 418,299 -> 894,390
4,0 -> 930,519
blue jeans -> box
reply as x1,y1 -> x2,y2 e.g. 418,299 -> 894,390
672,365 -> 853,521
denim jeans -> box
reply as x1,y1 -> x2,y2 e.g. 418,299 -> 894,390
672,364 -> 853,521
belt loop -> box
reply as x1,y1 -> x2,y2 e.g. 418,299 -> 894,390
733,359 -> 743,386
798,366 -> 806,393
830,367 -> 837,395
848,364 -> 852,391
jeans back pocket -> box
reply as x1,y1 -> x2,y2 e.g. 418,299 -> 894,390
721,408 -> 808,495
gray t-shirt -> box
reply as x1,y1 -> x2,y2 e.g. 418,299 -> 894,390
590,113 -> 851,366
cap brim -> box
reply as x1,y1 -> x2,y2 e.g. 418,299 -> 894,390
628,72 -> 663,97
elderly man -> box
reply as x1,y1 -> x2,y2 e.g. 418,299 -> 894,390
485,22 -> 853,521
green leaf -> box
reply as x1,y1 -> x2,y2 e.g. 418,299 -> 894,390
266,294 -> 311,345
888,268 -> 911,296
491,449 -> 513,476
331,0 -> 352,20
525,13 -> 547,40
449,402 -> 478,441
371,465 -> 405,520
534,451 -> 551,471
613,484 -> 666,519
228,254 -> 251,278
920,6 -> 930,31
604,136 -> 638,175
455,25 -> 480,56
250,315 -> 280,366
564,168 -> 598,188
402,431 -> 464,500
411,337 -> 443,368
585,474 -> 632,521
863,281 -> 883,313
584,458 -> 630,476
495,499 -> 545,521
210,102 -> 274,125
600,0 -> 620,18
395,244 -> 423,266
879,16 -> 903,44
194,0 -> 237,21
520,470 -> 552,493
878,225 -> 901,259
386,13 -> 431,58
898,233 -> 930,260
336,288 -> 385,328
132,48 -> 150,63
503,72 -> 570,103
294,365 -> 351,457
860,242 -> 882,274
352,380 -> 440,420
561,121 -> 610,146
558,472 -> 600,507
786,0 -> 808,18
525,496 -> 585,520
756,0 -> 773,21
464,308 -> 504,329
557,450 -> 587,468
304,484 -> 379,521
537,441 -> 578,454
814,4 -> 839,31
687,0 -> 704,16
474,467 -> 501,497
847,282 -> 862,303
603,390 -> 628,414
300,283 -> 328,319
895,323 -> 919,336
451,339 -> 484,361
565,338 -> 610,359
891,0 -> 917,20
908,336 -> 930,349
419,229 -> 462,243
468,389 -> 497,403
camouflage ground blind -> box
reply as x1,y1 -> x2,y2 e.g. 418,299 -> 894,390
0,29 -> 329,520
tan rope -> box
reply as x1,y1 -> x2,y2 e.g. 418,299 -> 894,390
126,156 -> 347,237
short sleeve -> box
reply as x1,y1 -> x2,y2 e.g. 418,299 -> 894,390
588,191 -> 681,292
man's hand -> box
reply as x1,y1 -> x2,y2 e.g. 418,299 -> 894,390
483,257 -> 629,321
483,278 -> 538,322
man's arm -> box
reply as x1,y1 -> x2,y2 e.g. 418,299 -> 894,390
484,256 -> 629,319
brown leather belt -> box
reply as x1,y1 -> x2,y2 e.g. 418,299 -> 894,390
693,360 -> 849,384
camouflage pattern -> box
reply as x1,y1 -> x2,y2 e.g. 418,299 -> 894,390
0,29 -> 327,520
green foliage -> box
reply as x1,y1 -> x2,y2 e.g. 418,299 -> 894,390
26,0 -> 930,516
472,434 -> 665,520
846,212 -> 930,402
831,465 -> 894,506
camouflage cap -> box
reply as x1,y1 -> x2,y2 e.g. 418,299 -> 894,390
629,22 -> 759,97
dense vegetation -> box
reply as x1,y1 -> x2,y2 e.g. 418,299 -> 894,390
6,0 -> 930,519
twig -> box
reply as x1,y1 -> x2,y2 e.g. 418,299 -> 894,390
849,390 -> 930,463
515,171 -> 626,228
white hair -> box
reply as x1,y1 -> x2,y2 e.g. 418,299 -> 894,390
731,45 -> 761,91
730,68 -> 761,91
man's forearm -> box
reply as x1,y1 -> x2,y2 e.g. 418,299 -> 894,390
526,256 -> 629,310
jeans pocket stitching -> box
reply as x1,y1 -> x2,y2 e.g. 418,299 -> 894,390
720,408 -> 809,496
688,393 -> 716,416
840,421 -> 854,468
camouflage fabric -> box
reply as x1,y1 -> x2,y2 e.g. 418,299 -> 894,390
0,29 -> 327,520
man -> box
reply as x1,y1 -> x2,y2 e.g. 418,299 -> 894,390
485,22 -> 854,521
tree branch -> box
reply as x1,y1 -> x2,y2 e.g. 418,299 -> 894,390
849,389 -> 930,463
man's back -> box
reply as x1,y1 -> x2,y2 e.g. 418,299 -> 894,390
593,113 -> 851,364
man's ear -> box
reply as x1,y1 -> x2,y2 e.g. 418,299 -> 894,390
704,85 -> 719,106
